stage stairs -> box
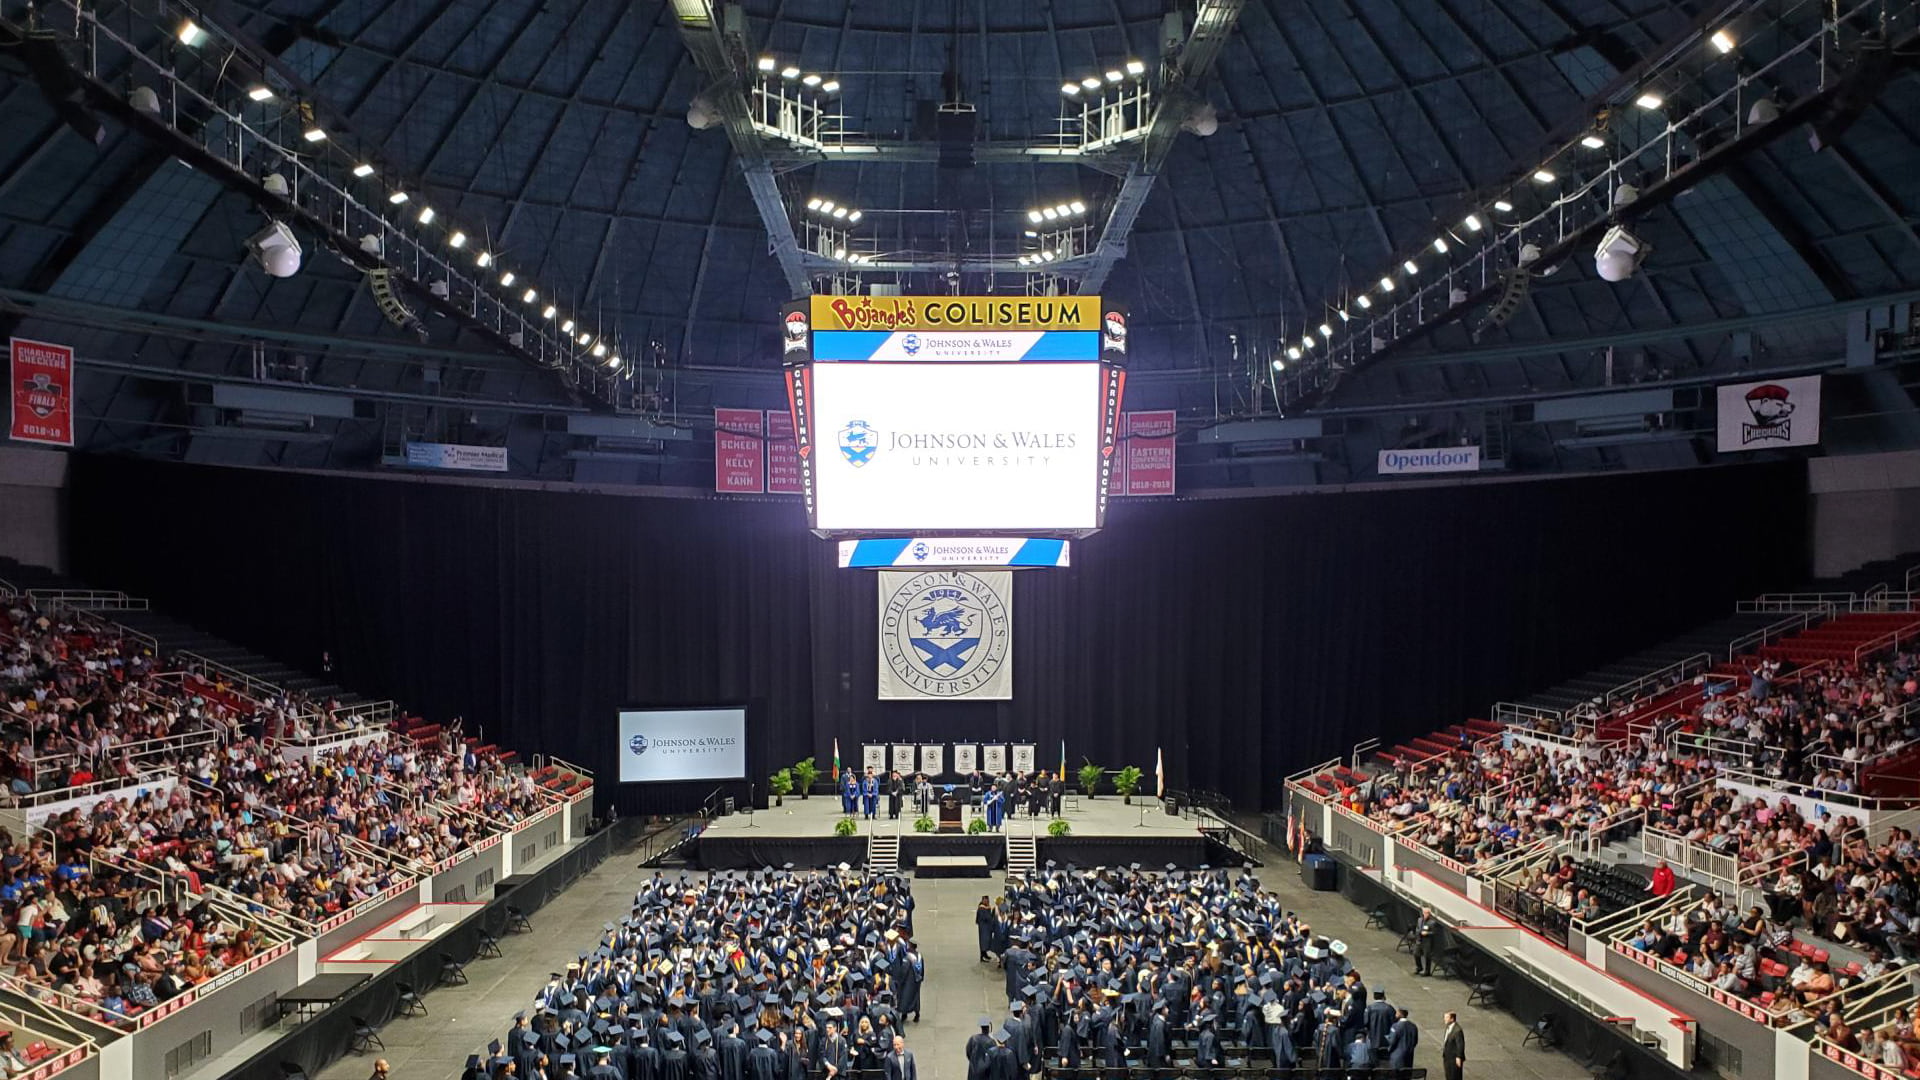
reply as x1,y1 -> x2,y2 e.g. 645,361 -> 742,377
868,832 -> 899,874
1005,833 -> 1036,881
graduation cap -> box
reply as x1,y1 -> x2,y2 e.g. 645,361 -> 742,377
755,1029 -> 775,1044
593,1045 -> 614,1056
978,1017 -> 993,1030
991,1028 -> 1011,1043
665,1031 -> 685,1046
1009,1000 -> 1024,1014
465,1056 -> 483,1072
514,1010 -> 527,1021
559,1054 -> 577,1067
1022,985 -> 1043,999
873,958 -> 890,972
824,1007 -> 846,1020
1329,941 -> 1348,957
695,1030 -> 713,1046
524,1033 -> 543,1049
1129,863 -> 1142,872
609,1025 -> 627,1039
488,1039 -> 504,1055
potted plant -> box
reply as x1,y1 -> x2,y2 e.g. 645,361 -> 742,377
1114,765 -> 1144,805
1047,818 -> 1071,838
967,817 -> 988,834
913,815 -> 936,833
834,816 -> 859,837
769,768 -> 793,807
1078,762 -> 1105,798
792,757 -> 819,799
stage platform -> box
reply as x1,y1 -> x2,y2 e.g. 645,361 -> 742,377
695,794 -> 1244,872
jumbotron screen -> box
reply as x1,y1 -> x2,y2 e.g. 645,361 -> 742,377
783,295 -> 1128,535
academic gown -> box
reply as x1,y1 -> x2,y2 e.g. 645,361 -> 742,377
689,1050 -> 719,1080
1058,1017 -> 1084,1067
861,777 -> 880,818
1145,1015 -> 1170,1068
1387,1019 -> 1419,1070
984,790 -> 1004,829
1004,1016 -> 1033,1073
1366,1001 -> 1396,1049
985,1045 -> 1018,1080
1268,1025 -> 1297,1069
1098,1020 -> 1125,1067
1195,1029 -> 1221,1069
746,1046 -> 779,1080
887,776 -> 905,818
662,1049 -> 689,1080
898,955 -> 923,1019
964,1034 -> 994,1080
841,777 -> 859,814
717,1036 -> 747,1080
976,907 -> 999,958
1317,1022 -> 1344,1070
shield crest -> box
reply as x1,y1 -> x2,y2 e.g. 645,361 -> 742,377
838,420 -> 877,466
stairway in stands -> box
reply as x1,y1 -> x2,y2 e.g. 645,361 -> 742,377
1004,833 -> 1035,881
1516,612 -> 1780,718
868,833 -> 900,874
1756,611 -> 1920,664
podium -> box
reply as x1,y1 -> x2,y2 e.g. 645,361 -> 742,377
938,794 -> 964,834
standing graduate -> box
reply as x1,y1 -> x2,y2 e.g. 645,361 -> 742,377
841,770 -> 859,815
861,769 -> 880,820
887,770 -> 905,820
975,896 -> 1000,962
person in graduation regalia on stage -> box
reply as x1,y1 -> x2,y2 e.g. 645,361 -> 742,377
841,770 -> 859,815
983,786 -> 1004,831
861,769 -> 880,820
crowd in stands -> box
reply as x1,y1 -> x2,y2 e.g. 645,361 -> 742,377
464,868 -> 924,1080
984,865 -> 1427,1073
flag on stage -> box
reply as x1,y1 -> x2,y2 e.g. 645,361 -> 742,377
1059,739 -> 1067,781
1155,746 -> 1165,798
832,738 -> 841,782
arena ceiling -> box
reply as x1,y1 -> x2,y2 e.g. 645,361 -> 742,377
0,0 -> 1916,485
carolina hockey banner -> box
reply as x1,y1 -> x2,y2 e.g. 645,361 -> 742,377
877,570 -> 1013,700
1717,375 -> 1821,452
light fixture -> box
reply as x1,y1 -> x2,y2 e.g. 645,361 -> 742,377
499,271 -> 515,287
476,250 -> 492,267
802,74 -> 822,87
1285,347 -> 1301,361
1580,134 -> 1606,149
1042,207 -> 1059,220
1635,92 -> 1664,110
1594,224 -> 1650,282
832,206 -> 848,219
262,173 -> 289,196
417,206 -> 435,225
822,81 -> 840,94
1532,169 -> 1556,183
592,343 -> 607,358
1126,59 -> 1146,75
1081,77 -> 1102,90
1042,251 -> 1056,262
1024,229 -> 1038,238
1105,70 -> 1123,83
359,233 -> 382,256
781,66 -> 801,79
302,125 -> 326,143
247,221 -> 302,278
449,231 -> 467,248
1272,358 -> 1285,371
522,288 -> 537,303
834,247 -> 848,260
542,305 -> 557,320
1463,214 -> 1483,232
578,332 -> 592,346
1318,323 -> 1332,338
1710,28 -> 1735,54
1432,238 -> 1449,253
389,190 -> 409,204
607,355 -> 623,370
1027,210 -> 1043,223
177,19 -> 207,46
819,200 -> 835,213
1062,83 -> 1081,96
1356,295 -> 1372,309
353,163 -> 375,178
757,56 -> 776,72
806,197 -> 823,210
562,319 -> 576,333
1337,309 -> 1350,322
1402,260 -> 1419,275
1301,334 -> 1314,348
847,211 -> 862,223
1069,200 -> 1087,214
247,86 -> 274,102
1493,199 -> 1514,212
1379,277 -> 1395,292
1055,203 -> 1073,217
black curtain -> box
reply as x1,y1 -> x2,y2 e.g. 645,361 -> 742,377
68,456 -> 1808,813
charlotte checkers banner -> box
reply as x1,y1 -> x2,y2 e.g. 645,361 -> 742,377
877,570 -> 1013,700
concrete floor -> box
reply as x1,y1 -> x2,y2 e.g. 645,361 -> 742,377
316,849 -> 1593,1080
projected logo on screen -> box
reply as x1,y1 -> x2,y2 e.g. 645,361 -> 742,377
880,571 -> 1010,697
628,734 -> 649,756
838,420 -> 878,466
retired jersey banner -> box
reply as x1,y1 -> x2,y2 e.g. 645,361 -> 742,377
10,338 -> 74,446
1717,375 -> 1821,452
877,570 -> 1013,700
765,409 -> 804,494
714,408 -> 765,493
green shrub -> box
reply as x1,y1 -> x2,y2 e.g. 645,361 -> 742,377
791,757 -> 819,796
967,817 -> 988,834
913,815 -> 936,833
833,816 -> 859,837
1114,765 -> 1145,799
1047,818 -> 1071,838
1078,762 -> 1104,796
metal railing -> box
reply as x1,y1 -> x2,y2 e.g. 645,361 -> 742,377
1728,603 -> 1837,658
22,588 -> 148,612
1641,826 -> 1738,894
1492,700 -> 1571,732
176,651 -> 291,708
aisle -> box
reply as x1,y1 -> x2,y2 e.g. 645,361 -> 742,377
900,877 -> 1013,1080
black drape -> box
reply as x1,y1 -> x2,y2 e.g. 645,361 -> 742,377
68,456 -> 1807,813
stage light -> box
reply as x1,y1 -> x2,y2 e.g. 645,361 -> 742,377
449,231 -> 467,248
1402,260 -> 1418,275
1356,295 -> 1372,309
177,19 -> 207,46
389,190 -> 409,204
1272,357 -> 1285,371
1042,207 -> 1059,221
562,319 -> 576,333
247,86 -> 274,102
832,206 -> 848,219
522,288 -> 537,303
847,211 -> 862,223
1711,29 -> 1735,54
476,250 -> 492,267
802,74 -> 822,87
1493,199 -> 1513,212
1056,203 -> 1074,217
819,200 -> 835,213
1613,182 -> 1640,208
1126,59 -> 1146,76
417,206 -> 435,225
1463,214 -> 1482,232
1062,83 -> 1081,96
1285,347 -> 1301,361
353,163 -> 375,178
1081,77 -> 1102,90
1580,134 -> 1606,149
1532,169 -> 1556,183
302,125 -> 326,143
1301,334 -> 1314,348
1106,70 -> 1123,83
834,247 -> 848,260
542,305 -> 557,319
499,271 -> 515,287
607,354 -> 622,369
263,173 -> 289,196
1379,277 -> 1395,292
1318,323 -> 1332,339
807,197 -> 823,210
757,56 -> 776,72
1432,238 -> 1448,253
1594,224 -> 1649,282
592,343 -> 607,358
1027,210 -> 1043,223
1635,92 -> 1664,110
578,332 -> 592,346
781,66 -> 801,79
1042,251 -> 1056,262
247,221 -> 302,278
1024,230 -> 1038,238
821,80 -> 840,94
1070,200 -> 1087,214
359,233 -> 382,255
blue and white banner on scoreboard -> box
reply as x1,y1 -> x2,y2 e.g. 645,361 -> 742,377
811,330 -> 1100,363
839,537 -> 1069,569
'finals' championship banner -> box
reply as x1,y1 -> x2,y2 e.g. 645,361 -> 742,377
877,570 -> 1013,700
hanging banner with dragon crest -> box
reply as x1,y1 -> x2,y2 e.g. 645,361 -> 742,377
876,570 -> 1013,700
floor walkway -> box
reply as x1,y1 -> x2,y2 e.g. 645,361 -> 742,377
315,847 -> 1591,1080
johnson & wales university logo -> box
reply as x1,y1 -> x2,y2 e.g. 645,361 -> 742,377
880,572 -> 1010,697
838,420 -> 877,466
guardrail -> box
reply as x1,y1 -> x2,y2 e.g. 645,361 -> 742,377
1493,700 -> 1573,734
1727,602 -> 1836,659
7,761 -> 178,812
1603,652 -> 1713,717
1737,592 -> 1856,613
1854,619 -> 1920,665
175,650 -> 294,711
1641,826 -> 1738,895
22,588 -> 149,612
